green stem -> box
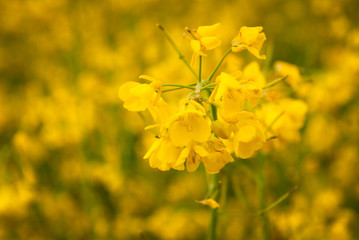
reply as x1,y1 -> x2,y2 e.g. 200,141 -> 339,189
207,48 -> 232,83
263,75 -> 288,89
258,185 -> 298,215
257,155 -> 269,240
208,173 -> 219,240
200,83 -> 217,91
199,55 -> 202,83
157,24 -> 198,79
265,111 -> 284,134
138,112 -> 159,136
162,87 -> 183,93
201,81 -> 219,240
162,83 -> 196,90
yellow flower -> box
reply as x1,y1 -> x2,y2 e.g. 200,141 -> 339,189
143,136 -> 184,171
202,137 -> 234,174
176,143 -> 209,172
232,26 -> 266,59
210,72 -> 263,123
257,99 -> 307,147
227,112 -> 266,159
190,23 -> 222,56
242,61 -> 266,88
168,101 -> 211,147
118,75 -> 162,112
175,137 -> 233,173
209,72 -> 244,123
148,97 -> 172,125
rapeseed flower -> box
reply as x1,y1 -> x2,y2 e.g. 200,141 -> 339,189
210,72 -> 263,123
189,23 -> 222,56
225,112 -> 266,159
168,101 -> 211,147
202,137 -> 234,173
144,136 -> 183,171
232,26 -> 266,59
118,75 -> 162,111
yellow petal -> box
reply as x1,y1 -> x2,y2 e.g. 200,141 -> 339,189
186,152 -> 201,172
194,145 -> 209,157
143,139 -> 161,159
139,75 -> 157,82
170,121 -> 191,147
231,45 -> 246,52
197,23 -> 221,37
175,146 -> 190,167
118,81 -> 140,101
191,40 -> 202,55
123,96 -> 148,111
236,125 -> 256,143
190,115 -> 211,143
243,61 -> 266,88
191,52 -> 198,69
247,46 -> 266,60
211,120 -> 230,139
200,37 -> 221,51
235,142 -> 256,159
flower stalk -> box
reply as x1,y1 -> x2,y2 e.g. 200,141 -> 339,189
157,24 -> 199,79
208,173 -> 219,240
207,48 -> 232,83
257,154 -> 270,240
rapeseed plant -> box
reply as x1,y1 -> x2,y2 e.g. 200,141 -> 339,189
119,23 -> 308,239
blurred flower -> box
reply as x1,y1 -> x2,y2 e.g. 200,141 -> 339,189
274,61 -> 302,90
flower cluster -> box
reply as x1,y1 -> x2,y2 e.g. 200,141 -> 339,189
119,23 -> 307,174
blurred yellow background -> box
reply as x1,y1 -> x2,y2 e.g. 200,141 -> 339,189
0,0 -> 358,239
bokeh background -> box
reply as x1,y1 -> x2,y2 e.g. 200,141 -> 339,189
0,0 -> 359,239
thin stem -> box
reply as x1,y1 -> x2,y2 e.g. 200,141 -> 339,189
157,24 -> 198,79
200,83 -> 217,91
257,155 -> 270,240
162,87 -> 183,93
138,112 -> 159,136
199,55 -> 202,83
207,48 -> 232,83
258,185 -> 298,215
162,83 -> 197,93
162,83 -> 196,90
265,111 -> 284,133
206,89 -> 219,239
263,75 -> 288,89
208,173 -> 219,240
